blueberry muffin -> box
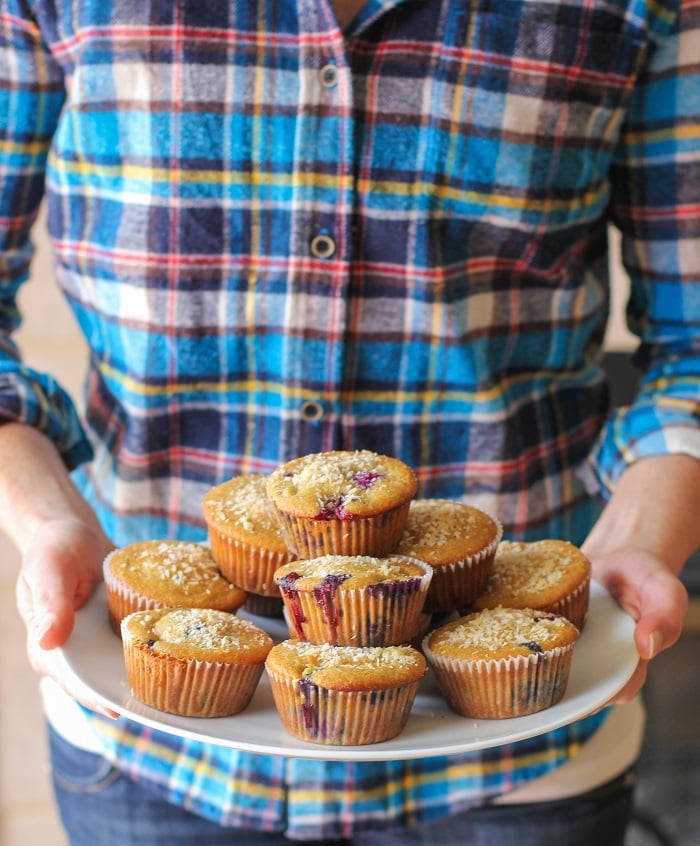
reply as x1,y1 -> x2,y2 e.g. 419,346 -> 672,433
266,450 -> 417,557
265,639 -> 426,745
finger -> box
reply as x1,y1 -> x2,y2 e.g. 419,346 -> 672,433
633,571 -> 688,661
16,562 -> 75,651
19,537 -> 102,650
18,567 -> 117,718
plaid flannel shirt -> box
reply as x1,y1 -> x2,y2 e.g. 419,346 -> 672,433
1,0 -> 699,839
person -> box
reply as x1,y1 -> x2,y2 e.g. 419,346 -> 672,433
1,0 -> 698,843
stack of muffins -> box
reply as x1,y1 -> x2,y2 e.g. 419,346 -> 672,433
106,539 -> 274,717
262,450 -> 431,745
108,448 -> 592,742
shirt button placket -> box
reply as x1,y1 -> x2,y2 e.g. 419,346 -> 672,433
311,60 -> 339,263
298,57 -> 340,440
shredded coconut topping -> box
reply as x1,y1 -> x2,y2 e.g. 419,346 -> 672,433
433,608 -> 573,652
113,541 -> 235,593
483,540 -> 589,596
280,554 -> 424,581
287,640 -> 419,671
145,608 -> 269,651
400,500 -> 474,547
205,475 -> 282,534
272,450 -> 389,505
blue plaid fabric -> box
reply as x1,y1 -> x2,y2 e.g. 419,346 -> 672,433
1,0 -> 699,839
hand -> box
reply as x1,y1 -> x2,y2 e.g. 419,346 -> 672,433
583,543 -> 689,704
15,517 -> 118,716
581,454 -> 699,705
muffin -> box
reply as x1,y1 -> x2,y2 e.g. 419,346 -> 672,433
103,540 -> 247,634
274,554 -> 432,646
203,474 -> 295,608
241,593 -> 286,619
394,499 -> 502,613
266,450 -> 417,557
470,539 -> 591,629
265,639 -> 426,745
423,607 -> 580,719
121,607 -> 273,717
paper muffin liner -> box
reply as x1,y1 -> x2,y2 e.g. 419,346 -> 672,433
122,638 -> 265,718
423,639 -> 576,719
243,592 -> 285,619
424,519 -> 503,614
278,559 -> 433,647
544,577 -> 591,631
406,612 -> 434,651
103,551 -> 164,636
266,668 -> 420,745
272,500 -> 412,558
206,527 -> 294,596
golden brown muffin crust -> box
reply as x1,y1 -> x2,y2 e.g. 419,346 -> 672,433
105,540 -> 247,608
265,639 -> 426,690
472,539 -> 591,610
121,607 -> 273,664
273,554 -> 430,591
425,607 -> 580,661
203,474 -> 289,552
395,499 -> 501,566
266,450 -> 417,519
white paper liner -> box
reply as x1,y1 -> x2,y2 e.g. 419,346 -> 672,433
547,578 -> 591,631
122,638 -> 264,718
206,529 -> 294,596
424,518 -> 503,613
423,640 -> 576,719
272,500 -> 412,558
279,559 -> 433,646
266,669 -> 420,745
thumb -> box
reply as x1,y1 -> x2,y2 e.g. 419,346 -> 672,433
16,554 -> 79,651
17,520 -> 108,651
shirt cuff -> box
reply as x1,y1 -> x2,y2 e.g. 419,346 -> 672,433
0,364 -> 93,471
583,399 -> 700,499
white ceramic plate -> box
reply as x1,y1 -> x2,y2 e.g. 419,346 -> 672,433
59,580 -> 637,761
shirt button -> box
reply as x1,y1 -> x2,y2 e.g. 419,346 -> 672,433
319,64 -> 339,88
300,400 -> 325,422
310,233 -> 336,259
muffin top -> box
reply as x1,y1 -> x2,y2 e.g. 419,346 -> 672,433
394,499 -> 502,566
273,554 -> 431,593
203,474 -> 290,552
471,539 -> 591,610
265,450 -> 417,519
121,607 -> 274,664
424,607 -> 580,661
105,540 -> 247,610
265,639 -> 427,690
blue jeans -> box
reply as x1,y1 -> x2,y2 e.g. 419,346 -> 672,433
49,725 -> 634,845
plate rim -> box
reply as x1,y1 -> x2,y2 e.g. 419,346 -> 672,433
58,580 -> 638,761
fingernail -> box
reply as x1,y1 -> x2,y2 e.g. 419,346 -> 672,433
645,632 -> 660,660
32,612 -> 54,643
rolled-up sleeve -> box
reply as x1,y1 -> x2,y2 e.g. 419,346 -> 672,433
589,0 -> 700,495
0,1 -> 92,469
